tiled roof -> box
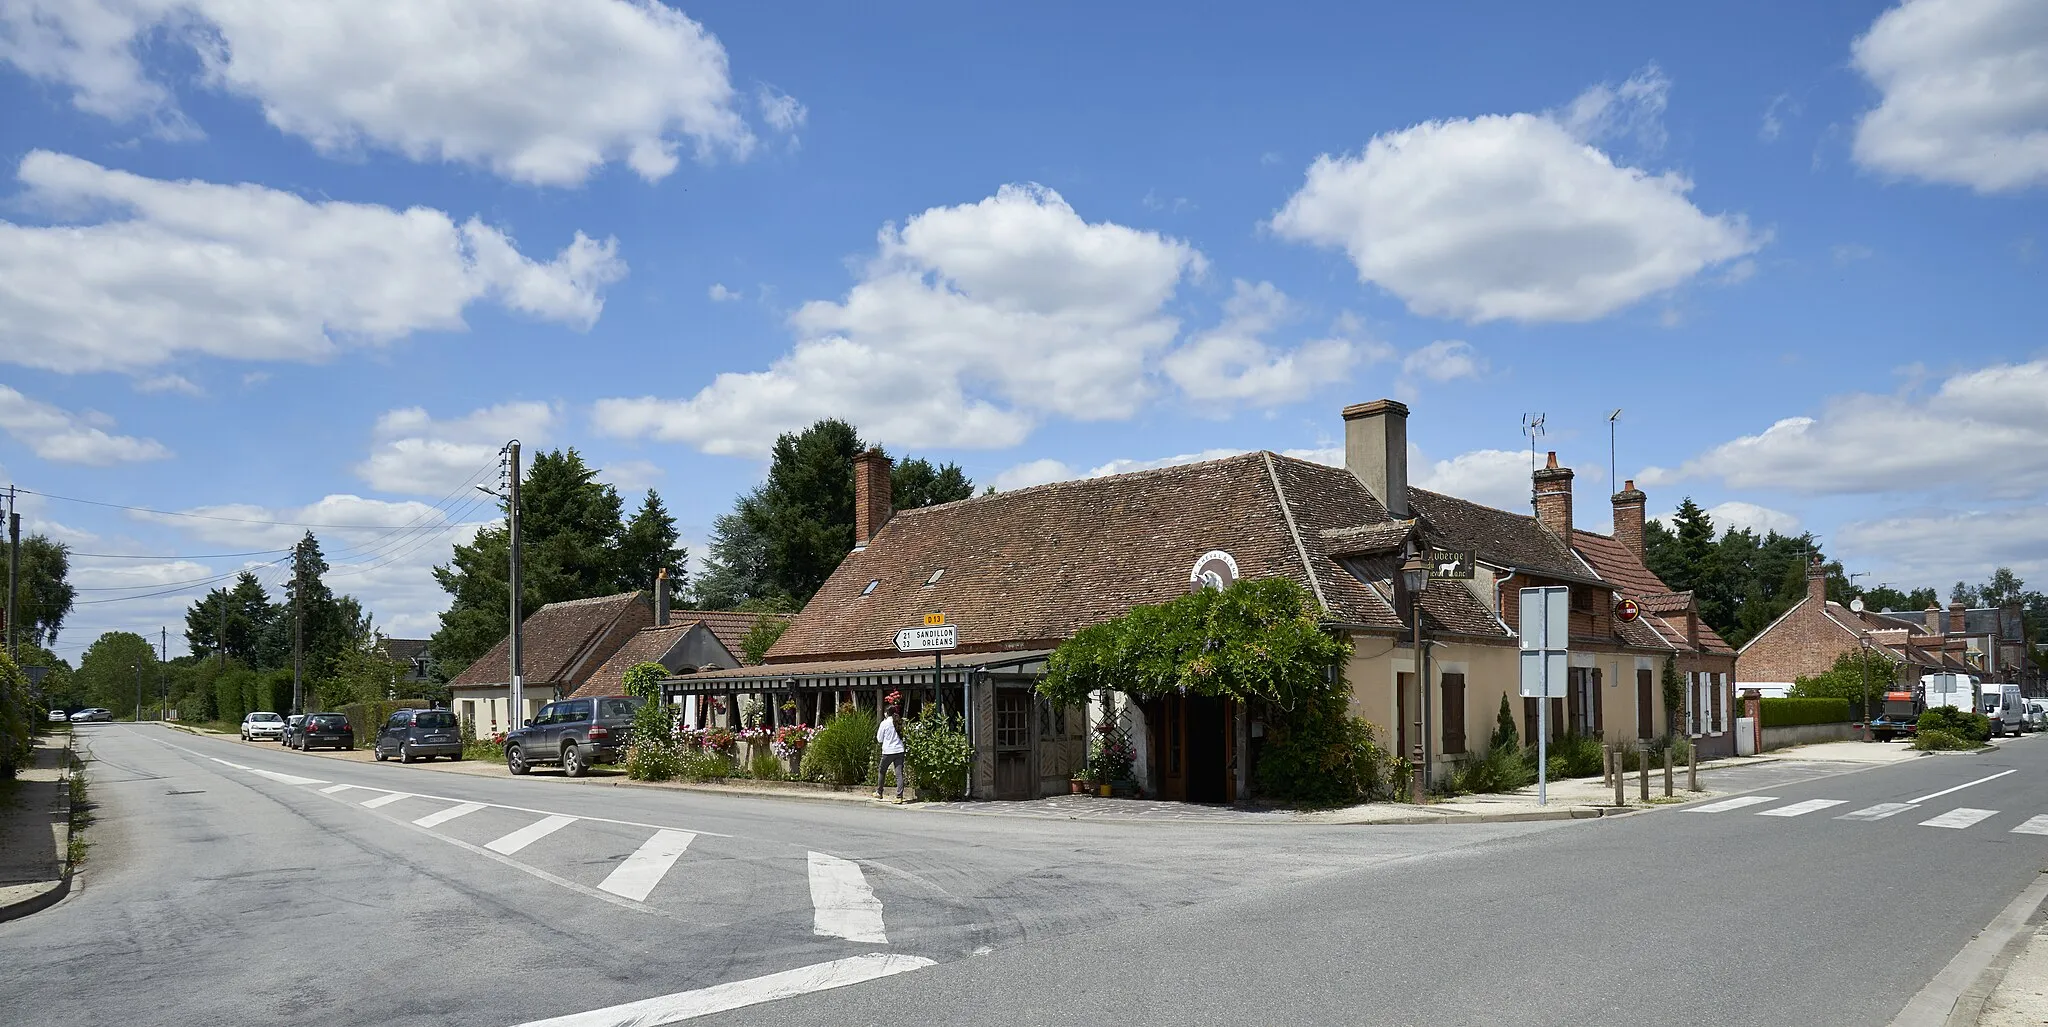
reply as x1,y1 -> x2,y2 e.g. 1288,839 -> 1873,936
380,638 -> 430,662
449,591 -> 650,688
1319,521 -> 1415,556
1409,489 -> 1598,584
576,622 -> 696,699
1637,592 -> 1693,614
683,649 -> 1055,683
1570,530 -> 1734,656
690,610 -> 789,666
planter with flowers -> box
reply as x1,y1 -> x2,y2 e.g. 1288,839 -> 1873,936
1089,721 -> 1136,799
772,724 -> 813,776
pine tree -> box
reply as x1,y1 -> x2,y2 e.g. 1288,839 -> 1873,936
614,489 -> 686,595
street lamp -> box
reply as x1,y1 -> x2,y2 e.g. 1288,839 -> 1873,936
1851,594 -> 1871,742
1401,551 -> 1430,804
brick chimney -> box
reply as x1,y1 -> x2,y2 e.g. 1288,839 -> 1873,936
654,567 -> 670,626
1949,601 -> 1967,636
1612,479 -> 1647,562
1532,451 -> 1574,541
852,448 -> 893,550
1926,603 -> 1943,636
1343,399 -> 1409,518
1806,555 -> 1827,606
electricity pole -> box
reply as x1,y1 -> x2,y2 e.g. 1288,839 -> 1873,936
160,626 -> 169,721
291,548 -> 304,717
6,485 -> 19,664
507,441 -> 525,730
219,588 -> 227,669
133,662 -> 141,723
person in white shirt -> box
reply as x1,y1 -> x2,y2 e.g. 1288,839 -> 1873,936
875,706 -> 907,802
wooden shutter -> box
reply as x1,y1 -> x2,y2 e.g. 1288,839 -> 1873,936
1565,671 -> 1582,737
1523,697 -> 1539,746
1549,697 -> 1565,742
1710,672 -> 1724,733
1636,668 -> 1654,739
1441,674 -> 1467,754
1591,669 -> 1604,735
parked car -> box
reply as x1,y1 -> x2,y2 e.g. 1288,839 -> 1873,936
69,708 -> 111,723
48,709 -> 69,723
2026,698 -> 2048,732
374,708 -> 463,764
291,713 -> 354,751
1981,684 -> 2026,737
241,711 -> 286,741
280,714 -> 307,744
503,696 -> 641,778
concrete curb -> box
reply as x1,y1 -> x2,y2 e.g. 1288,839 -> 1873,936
1889,870 -> 2048,1027
0,734 -> 77,924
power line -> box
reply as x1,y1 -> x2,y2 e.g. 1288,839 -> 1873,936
70,548 -> 294,561
71,556 -> 291,606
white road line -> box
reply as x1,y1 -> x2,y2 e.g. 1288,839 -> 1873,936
319,784 -> 355,794
208,758 -> 250,770
2010,815 -> 2048,836
1912,770 -> 2017,804
808,851 -> 887,944
1758,799 -> 1847,818
413,802 -> 486,828
1921,807 -> 1999,830
359,792 -> 414,809
1838,802 -> 1919,821
486,815 -> 577,855
507,953 -> 934,1027
599,830 -> 696,902
249,768 -> 327,786
1687,795 -> 1777,813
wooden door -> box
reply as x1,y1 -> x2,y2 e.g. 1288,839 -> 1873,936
993,689 -> 1033,799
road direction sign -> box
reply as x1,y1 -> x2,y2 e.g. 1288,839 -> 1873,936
1517,586 -> 1568,699
894,624 -> 958,652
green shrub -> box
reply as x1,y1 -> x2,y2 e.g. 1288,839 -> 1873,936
802,705 -> 878,786
903,704 -> 972,800
1760,697 -> 1852,728
1917,707 -> 1991,743
1911,729 -> 1972,751
683,749 -> 735,782
1490,694 -> 1518,753
748,748 -> 784,782
626,737 -> 682,781
0,652 -> 32,779
1449,742 -> 1534,794
1536,732 -> 1605,779
1253,695 -> 1392,807
1619,735 -> 1692,773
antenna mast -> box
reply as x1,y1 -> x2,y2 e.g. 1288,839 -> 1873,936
1607,409 -> 1623,491
1521,413 -> 1547,475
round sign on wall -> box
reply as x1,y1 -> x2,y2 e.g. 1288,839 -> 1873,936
1615,597 -> 1641,623
1189,550 -> 1239,591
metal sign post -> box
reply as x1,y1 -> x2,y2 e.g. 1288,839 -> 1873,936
897,617 -> 964,797
1518,586 -> 1570,806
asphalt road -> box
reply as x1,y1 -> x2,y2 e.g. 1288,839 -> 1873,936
4,725 -> 2044,1027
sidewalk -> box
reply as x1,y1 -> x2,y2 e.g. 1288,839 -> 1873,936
1979,927 -> 2048,1026
0,734 -> 74,921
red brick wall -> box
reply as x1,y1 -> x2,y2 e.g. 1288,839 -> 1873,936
1736,599 -> 1855,683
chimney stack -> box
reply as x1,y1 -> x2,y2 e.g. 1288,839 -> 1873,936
1806,555 -> 1827,607
1532,451 -> 1574,541
1612,479 -> 1647,561
1949,601 -> 1967,636
1342,399 -> 1409,518
1926,603 -> 1943,636
853,448 -> 894,549
655,567 -> 670,626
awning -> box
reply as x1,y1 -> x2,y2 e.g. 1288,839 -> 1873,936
657,650 -> 1054,697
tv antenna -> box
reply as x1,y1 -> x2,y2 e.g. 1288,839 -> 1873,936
1607,409 -> 1623,491
1521,413 -> 1547,474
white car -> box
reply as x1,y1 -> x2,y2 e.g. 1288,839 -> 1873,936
241,712 -> 286,741
68,708 -> 111,723
2026,698 -> 2048,732
48,709 -> 68,723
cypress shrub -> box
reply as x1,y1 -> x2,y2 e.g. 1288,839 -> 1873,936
1759,697 -> 1851,728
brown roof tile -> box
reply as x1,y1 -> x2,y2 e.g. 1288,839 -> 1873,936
449,591 -> 651,689
1570,530 -> 1734,655
1410,489 -> 1597,584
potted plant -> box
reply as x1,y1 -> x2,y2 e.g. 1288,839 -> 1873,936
1070,772 -> 1087,794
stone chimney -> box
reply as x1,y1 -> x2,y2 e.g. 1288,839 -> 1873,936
852,448 -> 894,549
1343,399 -> 1409,518
1532,451 -> 1574,541
1612,479 -> 1647,561
654,567 -> 671,626
1806,555 -> 1827,607
1949,601 -> 1967,636
1926,603 -> 1943,636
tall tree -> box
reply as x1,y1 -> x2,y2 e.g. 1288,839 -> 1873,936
74,630 -> 159,719
271,533 -> 352,685
1862,584 -> 1939,614
1978,567 -> 2026,608
184,572 -> 278,666
9,535 -> 75,647
1951,581 -> 1978,605
693,496 -> 779,611
614,489 -> 686,594
891,458 -> 975,509
431,448 -> 629,678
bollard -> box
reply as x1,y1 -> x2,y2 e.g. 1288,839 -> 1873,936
1663,745 -> 1674,797
1638,745 -> 1650,802
1602,744 -> 1613,786
1688,743 -> 1701,792
1614,749 -> 1625,806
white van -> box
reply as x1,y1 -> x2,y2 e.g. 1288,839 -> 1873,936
1920,673 -> 1980,711
1980,683 -> 2026,737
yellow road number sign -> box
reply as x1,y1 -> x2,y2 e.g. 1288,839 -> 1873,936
924,613 -> 946,626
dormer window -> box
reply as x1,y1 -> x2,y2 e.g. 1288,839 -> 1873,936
861,579 -> 879,596
925,568 -> 945,586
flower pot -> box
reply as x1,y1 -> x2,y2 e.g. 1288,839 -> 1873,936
1097,783 -> 1112,797
1070,779 -> 1086,794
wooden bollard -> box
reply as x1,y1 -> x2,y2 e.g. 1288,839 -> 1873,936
1688,744 -> 1702,792
1663,745 -> 1674,797
1638,745 -> 1650,802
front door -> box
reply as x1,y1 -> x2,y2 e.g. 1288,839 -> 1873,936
993,689 -> 1033,800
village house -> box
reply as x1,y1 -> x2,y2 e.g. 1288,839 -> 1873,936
670,398 -> 1739,801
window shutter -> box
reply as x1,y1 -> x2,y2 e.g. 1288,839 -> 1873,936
1566,671 -> 1582,736
1711,672 -> 1725,733
1636,668 -> 1654,739
1442,674 -> 1467,754
1549,697 -> 1565,742
1524,697 -> 1539,745
1592,669 -> 1604,735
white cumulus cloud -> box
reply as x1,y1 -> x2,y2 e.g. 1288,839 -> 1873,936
1413,448 -> 1534,512
0,0 -> 762,186
1652,501 -> 1802,537
0,152 -> 625,374
707,283 -> 741,302
1851,0 -> 2048,193
357,402 -> 559,496
1402,340 -> 1486,384
0,385 -> 170,465
594,183 -> 1203,456
992,458 -> 1076,492
1270,69 -> 1764,323
1161,280 -> 1358,407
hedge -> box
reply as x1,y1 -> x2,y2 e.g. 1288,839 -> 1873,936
334,699 -> 431,744
1760,697 -> 1852,728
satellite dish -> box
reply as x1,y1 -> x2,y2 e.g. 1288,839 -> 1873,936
1850,598 -> 1866,613
1189,550 -> 1240,591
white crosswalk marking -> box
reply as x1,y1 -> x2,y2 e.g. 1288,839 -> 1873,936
2010,816 -> 2048,836
486,815 -> 578,855
1687,795 -> 1777,813
1920,807 -> 1999,830
413,802 -> 486,828
360,792 -> 412,809
1759,799 -> 1847,818
599,830 -> 696,902
1837,802 -> 1919,821
319,784 -> 354,794
808,851 -> 886,944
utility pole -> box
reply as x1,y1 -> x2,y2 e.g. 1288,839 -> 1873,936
6,484 -> 19,664
218,588 -> 227,668
160,626 -> 169,721
291,551 -> 304,717
133,662 -> 141,723
507,441 -> 525,730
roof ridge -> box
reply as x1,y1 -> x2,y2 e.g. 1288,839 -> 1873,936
899,451 -> 1273,513
540,590 -> 643,609
1261,452 -> 1330,613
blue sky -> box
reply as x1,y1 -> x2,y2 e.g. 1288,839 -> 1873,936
3,0 -> 2045,660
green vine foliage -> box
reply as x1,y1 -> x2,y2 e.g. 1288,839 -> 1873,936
1661,654 -> 1684,738
1039,578 -> 1350,710
621,661 -> 672,766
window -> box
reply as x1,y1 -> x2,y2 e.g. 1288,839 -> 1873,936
560,700 -> 593,722
925,568 -> 945,586
1440,673 -> 1467,754
386,712 -> 411,730
533,703 -> 558,725
600,698 -> 641,718
416,712 -> 456,730
861,579 -> 879,596
1571,588 -> 1593,612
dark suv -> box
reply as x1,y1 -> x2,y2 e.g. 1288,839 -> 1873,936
292,713 -> 355,751
504,696 -> 641,777
374,708 -> 463,763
